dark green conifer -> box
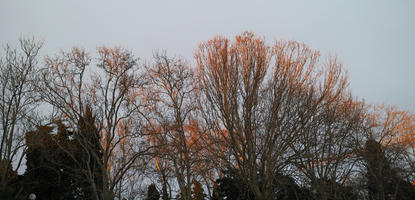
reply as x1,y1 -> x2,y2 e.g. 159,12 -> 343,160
146,183 -> 160,200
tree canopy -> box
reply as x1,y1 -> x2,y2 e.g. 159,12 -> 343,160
0,33 -> 413,200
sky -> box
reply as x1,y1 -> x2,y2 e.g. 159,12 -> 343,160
1,0 -> 414,112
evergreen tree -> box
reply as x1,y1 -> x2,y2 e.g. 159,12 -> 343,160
20,106 -> 106,199
161,183 -> 169,200
364,139 -> 390,200
213,176 -> 252,200
24,125 -> 76,199
74,105 -> 105,199
273,174 -> 313,200
364,139 -> 415,200
146,184 -> 160,200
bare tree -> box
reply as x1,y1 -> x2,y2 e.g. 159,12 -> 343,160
195,32 -> 366,200
293,93 -> 367,200
359,105 -> 415,200
37,46 -> 147,199
141,52 -> 202,200
196,32 -> 274,200
0,37 -> 42,190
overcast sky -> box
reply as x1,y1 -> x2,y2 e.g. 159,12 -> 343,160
1,0 -> 414,112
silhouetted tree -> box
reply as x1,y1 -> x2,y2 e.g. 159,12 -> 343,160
211,170 -> 254,200
364,139 -> 415,200
73,106 -> 106,199
273,174 -> 313,200
0,161 -> 20,199
196,31 -> 355,200
24,124 -> 75,199
0,37 -> 42,193
21,107 -> 106,200
308,178 -> 359,200
1,31 -> 414,200
38,46 -> 148,199
146,183 -> 160,200
212,177 -> 240,200
143,52 -> 199,200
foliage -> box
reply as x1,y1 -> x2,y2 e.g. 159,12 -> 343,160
24,124 -> 76,199
16,106 -> 105,199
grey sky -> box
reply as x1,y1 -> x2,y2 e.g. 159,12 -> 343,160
1,0 -> 414,112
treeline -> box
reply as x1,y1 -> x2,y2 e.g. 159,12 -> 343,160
0,32 -> 414,200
